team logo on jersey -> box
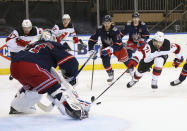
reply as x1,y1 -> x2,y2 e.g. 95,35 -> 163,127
0,44 -> 11,61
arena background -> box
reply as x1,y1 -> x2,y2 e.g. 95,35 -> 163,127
0,0 -> 187,74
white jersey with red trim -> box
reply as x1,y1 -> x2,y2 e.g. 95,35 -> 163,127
51,23 -> 77,44
6,26 -> 43,53
132,39 -> 183,63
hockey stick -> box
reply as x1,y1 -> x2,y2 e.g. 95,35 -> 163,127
91,69 -> 129,103
72,50 -> 97,80
37,52 -> 97,112
90,59 -> 95,90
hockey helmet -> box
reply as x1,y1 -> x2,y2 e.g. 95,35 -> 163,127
62,14 -> 71,19
132,12 -> 140,18
22,19 -> 32,28
40,29 -> 56,42
103,15 -> 112,22
153,31 -> 164,43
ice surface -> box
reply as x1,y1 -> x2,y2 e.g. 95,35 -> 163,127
0,68 -> 187,131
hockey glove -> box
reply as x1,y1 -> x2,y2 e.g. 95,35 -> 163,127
16,38 -> 31,47
173,56 -> 184,68
88,50 -> 97,60
78,39 -> 86,51
128,57 -> 139,69
73,37 -> 79,44
101,47 -> 113,56
137,38 -> 146,50
56,32 -> 68,43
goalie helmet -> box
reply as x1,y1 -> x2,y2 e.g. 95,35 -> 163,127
22,19 -> 32,28
40,29 -> 56,42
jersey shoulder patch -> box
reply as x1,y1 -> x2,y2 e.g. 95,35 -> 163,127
112,26 -> 118,31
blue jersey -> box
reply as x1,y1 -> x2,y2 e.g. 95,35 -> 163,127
12,40 -> 75,71
88,25 -> 123,52
120,21 -> 150,43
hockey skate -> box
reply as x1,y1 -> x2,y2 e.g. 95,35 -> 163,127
107,70 -> 114,82
170,79 -> 182,86
127,80 -> 138,88
151,80 -> 158,89
151,84 -> 158,89
9,106 -> 36,114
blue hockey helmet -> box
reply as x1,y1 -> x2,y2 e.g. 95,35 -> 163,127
103,15 -> 112,22
132,12 -> 140,18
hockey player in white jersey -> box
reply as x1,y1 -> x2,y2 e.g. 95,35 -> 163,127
6,19 -> 43,59
127,32 -> 183,89
52,14 -> 84,51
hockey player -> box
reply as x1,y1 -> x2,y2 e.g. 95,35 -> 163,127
88,15 -> 128,82
52,14 -> 84,51
170,61 -> 187,86
6,19 -> 43,80
120,12 -> 150,66
6,19 -> 43,59
9,30 -> 89,119
127,31 -> 183,89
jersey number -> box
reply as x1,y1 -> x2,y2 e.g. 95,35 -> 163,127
29,44 -> 46,53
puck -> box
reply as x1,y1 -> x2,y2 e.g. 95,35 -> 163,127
91,96 -> 95,102
9,75 -> 13,80
96,102 -> 101,105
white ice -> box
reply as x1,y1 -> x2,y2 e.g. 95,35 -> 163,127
0,68 -> 187,131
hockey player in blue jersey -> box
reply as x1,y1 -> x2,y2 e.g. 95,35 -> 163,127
120,12 -> 150,66
170,60 -> 187,86
10,30 -> 89,119
88,15 -> 128,82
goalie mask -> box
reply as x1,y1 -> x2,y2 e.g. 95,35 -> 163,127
40,30 -> 56,42
153,31 -> 164,49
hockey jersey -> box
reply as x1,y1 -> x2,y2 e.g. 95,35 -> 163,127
52,23 -> 78,44
132,39 -> 183,63
11,40 -> 76,72
88,25 -> 123,52
6,26 -> 43,53
120,21 -> 150,43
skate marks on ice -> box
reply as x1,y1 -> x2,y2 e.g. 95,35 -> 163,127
0,114 -> 128,131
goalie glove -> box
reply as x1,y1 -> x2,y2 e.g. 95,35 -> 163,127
173,56 -> 184,68
16,38 -> 31,47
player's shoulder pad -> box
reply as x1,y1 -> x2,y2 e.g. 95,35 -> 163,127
127,21 -> 132,25
140,21 -> 146,25
97,25 -> 102,29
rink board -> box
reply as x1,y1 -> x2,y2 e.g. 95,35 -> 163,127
0,33 -> 187,75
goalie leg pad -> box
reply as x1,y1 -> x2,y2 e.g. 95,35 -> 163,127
11,87 -> 42,114
50,87 -> 89,119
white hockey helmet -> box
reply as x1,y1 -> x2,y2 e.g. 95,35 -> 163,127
62,14 -> 71,19
22,19 -> 32,28
153,31 -> 164,43
40,29 -> 56,42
